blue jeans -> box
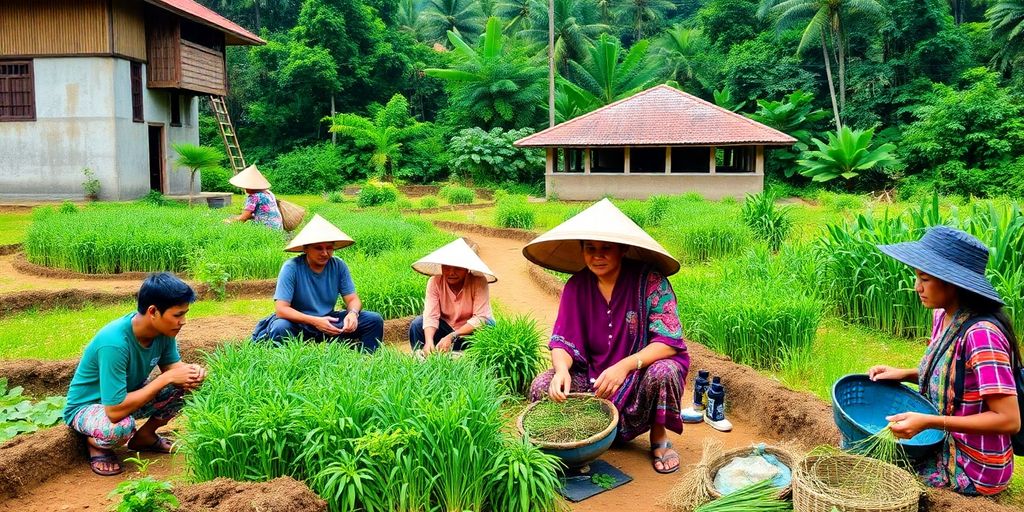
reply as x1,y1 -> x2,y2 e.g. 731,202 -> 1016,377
263,310 -> 383,353
408,315 -> 494,351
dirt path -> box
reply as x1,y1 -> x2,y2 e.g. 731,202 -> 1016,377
0,254 -> 142,294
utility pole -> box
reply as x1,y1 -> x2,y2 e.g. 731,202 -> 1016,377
548,0 -> 555,128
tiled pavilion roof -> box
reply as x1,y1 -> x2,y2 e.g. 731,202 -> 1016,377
515,84 -> 797,147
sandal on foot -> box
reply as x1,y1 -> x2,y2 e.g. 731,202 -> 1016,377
650,441 -> 680,474
88,453 -> 124,476
127,435 -> 175,454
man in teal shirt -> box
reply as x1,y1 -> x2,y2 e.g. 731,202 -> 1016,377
64,273 -> 207,476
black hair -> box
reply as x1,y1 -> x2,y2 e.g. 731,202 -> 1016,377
959,288 -> 1022,365
137,272 -> 196,314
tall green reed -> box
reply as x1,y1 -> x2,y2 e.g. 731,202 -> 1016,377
465,315 -> 547,397
742,191 -> 794,252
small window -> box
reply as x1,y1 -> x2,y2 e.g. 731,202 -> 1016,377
131,62 -> 143,122
0,60 -> 35,122
170,92 -> 181,127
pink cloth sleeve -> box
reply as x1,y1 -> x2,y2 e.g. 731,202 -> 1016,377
964,323 -> 1017,397
466,276 -> 492,328
422,276 -> 441,330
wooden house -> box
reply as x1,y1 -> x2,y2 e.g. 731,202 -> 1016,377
514,85 -> 797,200
0,0 -> 263,200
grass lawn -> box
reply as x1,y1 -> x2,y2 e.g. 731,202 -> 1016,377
0,210 -> 33,245
0,298 -> 268,360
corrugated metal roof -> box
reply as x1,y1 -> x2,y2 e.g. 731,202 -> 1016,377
147,0 -> 264,45
515,84 -> 797,147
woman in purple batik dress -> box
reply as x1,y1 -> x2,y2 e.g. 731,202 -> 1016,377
523,199 -> 689,474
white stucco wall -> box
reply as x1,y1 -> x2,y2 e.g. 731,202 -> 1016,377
0,56 -> 200,201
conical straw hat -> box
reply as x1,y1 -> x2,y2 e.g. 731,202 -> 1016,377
412,238 -> 497,283
523,198 -> 680,276
229,164 -> 271,190
284,214 -> 354,252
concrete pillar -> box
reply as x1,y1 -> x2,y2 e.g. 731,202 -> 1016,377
546,148 -> 554,174
755,145 -> 764,175
624,147 -> 630,174
665,147 -> 671,174
709,146 -> 716,175
584,148 -> 591,174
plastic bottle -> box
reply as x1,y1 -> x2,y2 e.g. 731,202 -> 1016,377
680,369 -> 710,423
704,376 -> 733,432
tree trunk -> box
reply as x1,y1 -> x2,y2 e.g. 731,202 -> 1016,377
548,0 -> 555,128
254,1 -> 261,31
821,33 -> 842,131
189,170 -> 196,207
331,95 -> 337,146
836,22 -> 846,112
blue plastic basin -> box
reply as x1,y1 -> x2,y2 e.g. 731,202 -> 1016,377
832,374 -> 945,463
517,393 -> 619,470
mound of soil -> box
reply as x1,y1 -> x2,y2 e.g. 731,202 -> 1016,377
0,289 -> 135,318
176,477 -> 327,512
434,221 -> 538,243
0,426 -> 81,498
0,244 -> 21,256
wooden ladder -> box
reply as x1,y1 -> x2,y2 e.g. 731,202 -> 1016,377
208,96 -> 246,174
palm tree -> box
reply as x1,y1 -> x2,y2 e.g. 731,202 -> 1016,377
988,0 -> 1024,72
421,0 -> 486,46
172,144 -> 224,206
566,33 -> 660,107
522,0 -> 608,71
614,0 -> 676,41
758,0 -> 884,130
397,0 -> 424,40
424,17 -> 548,129
654,24 -> 707,90
325,95 -> 425,181
498,0 -> 537,31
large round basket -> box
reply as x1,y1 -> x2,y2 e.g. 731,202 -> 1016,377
276,199 -> 306,232
704,445 -> 796,499
792,454 -> 920,512
832,374 -> 944,464
516,393 -> 619,470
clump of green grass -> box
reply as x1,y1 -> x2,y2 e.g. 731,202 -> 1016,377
495,195 -> 536,229
742,191 -> 794,252
466,315 -> 546,396
523,396 -> 610,443
181,344 -> 564,512
419,195 -> 439,208
664,219 -> 751,263
326,190 -> 344,203
694,479 -> 790,512
440,184 -> 475,205
357,182 -> 399,207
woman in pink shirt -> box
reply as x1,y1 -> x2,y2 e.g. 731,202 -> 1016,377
409,238 -> 496,354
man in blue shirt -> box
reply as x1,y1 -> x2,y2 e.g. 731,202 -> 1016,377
64,273 -> 207,476
256,214 -> 384,351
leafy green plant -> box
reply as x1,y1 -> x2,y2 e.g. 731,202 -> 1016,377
137,190 -> 171,207
495,195 -> 536,229
798,127 -> 898,183
171,144 -> 224,206
465,315 -> 546,396
82,168 -> 101,200
199,165 -> 233,193
420,196 -> 440,208
591,472 -> 616,490
265,143 -> 346,194
109,454 -> 179,512
741,191 -> 794,251
565,33 -> 660,107
447,127 -> 545,184
0,379 -> 66,444
326,191 -> 344,203
194,262 -> 229,301
326,94 -> 426,182
357,182 -> 400,207
180,344 -> 563,512
59,201 -> 78,214
749,90 -> 830,177
439,184 -> 475,205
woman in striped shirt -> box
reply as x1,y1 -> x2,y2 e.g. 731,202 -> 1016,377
870,226 -> 1020,495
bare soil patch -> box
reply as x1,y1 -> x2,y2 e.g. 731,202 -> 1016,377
436,221 -> 538,243
176,477 -> 327,512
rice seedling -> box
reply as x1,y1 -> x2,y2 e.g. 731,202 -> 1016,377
439,184 -> 475,205
848,424 -> 910,468
495,194 -> 536,229
522,397 -> 610,443
326,190 -> 344,203
181,343 -> 563,512
419,195 -> 439,208
465,314 -> 546,396
741,191 -> 794,252
693,479 -> 791,512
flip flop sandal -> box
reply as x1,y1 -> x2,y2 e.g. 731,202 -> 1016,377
650,440 -> 680,474
127,435 -> 175,454
88,453 -> 124,476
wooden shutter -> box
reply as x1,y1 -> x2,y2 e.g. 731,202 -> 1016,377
131,62 -> 143,122
0,60 -> 35,122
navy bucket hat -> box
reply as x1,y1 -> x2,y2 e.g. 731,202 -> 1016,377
877,225 -> 1003,305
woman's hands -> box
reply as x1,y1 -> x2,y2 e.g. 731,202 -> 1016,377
868,365 -> 914,382
548,369 -> 572,402
886,412 -> 936,439
593,360 -> 632,400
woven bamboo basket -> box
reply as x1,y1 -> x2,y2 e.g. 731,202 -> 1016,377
792,454 -> 921,512
277,199 -> 306,232
704,445 -> 797,499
